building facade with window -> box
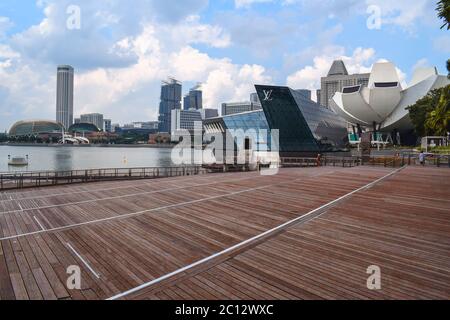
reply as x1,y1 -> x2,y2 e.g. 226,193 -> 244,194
80,113 -> 104,131
320,60 -> 370,108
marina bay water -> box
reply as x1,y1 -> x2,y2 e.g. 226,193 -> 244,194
0,145 -> 176,173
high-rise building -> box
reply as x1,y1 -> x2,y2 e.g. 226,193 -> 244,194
183,85 -> 203,110
171,109 -> 202,140
183,94 -> 191,111
319,60 -> 370,108
56,65 -> 74,130
104,119 -> 112,132
80,113 -> 104,131
158,78 -> 182,133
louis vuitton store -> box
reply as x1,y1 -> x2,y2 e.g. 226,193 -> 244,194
256,85 -> 348,155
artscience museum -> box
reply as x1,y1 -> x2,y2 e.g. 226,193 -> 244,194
332,61 -> 450,144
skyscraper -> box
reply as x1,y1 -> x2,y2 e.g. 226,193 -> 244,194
183,85 -> 203,110
319,60 -> 370,108
56,65 -> 74,130
158,78 -> 182,133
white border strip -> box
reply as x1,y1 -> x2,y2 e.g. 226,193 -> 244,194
33,216 -> 46,231
66,243 -> 101,279
107,166 -> 405,300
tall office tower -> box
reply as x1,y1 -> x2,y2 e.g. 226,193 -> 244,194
56,65 -> 74,130
319,60 -> 370,108
183,94 -> 191,110
158,78 -> 182,133
183,85 -> 203,110
189,85 -> 203,110
80,113 -> 104,131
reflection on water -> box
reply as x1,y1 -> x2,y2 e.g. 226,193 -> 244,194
0,146 -> 175,172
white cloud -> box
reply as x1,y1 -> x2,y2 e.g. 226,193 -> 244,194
286,47 -> 410,101
235,0 -> 273,9
286,47 -> 376,97
0,1 -> 265,130
0,17 -> 13,39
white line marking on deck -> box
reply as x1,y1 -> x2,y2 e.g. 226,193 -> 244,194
106,166 -> 406,300
0,171 -> 256,201
66,243 -> 101,279
0,172 -> 327,241
33,216 -> 46,231
0,175 -> 264,215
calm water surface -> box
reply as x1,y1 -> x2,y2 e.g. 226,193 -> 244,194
0,145 -> 176,173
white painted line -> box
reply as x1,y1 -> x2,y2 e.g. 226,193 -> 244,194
0,175 -> 263,215
33,216 -> 46,231
106,166 -> 406,300
0,172 -> 321,241
0,171 -> 253,201
66,243 -> 101,279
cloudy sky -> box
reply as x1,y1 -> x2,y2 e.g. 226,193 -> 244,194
0,0 -> 448,131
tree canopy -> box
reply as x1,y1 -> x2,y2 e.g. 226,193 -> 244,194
437,0 -> 450,29
407,85 -> 450,137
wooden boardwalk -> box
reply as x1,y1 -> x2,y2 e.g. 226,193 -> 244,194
0,166 -> 449,300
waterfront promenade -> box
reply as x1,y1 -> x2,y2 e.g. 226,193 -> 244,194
0,166 -> 449,300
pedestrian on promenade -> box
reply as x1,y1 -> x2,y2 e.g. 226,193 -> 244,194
316,154 -> 322,167
419,151 -> 426,166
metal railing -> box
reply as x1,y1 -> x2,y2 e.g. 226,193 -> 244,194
0,166 -> 207,191
280,157 -> 318,168
367,154 -> 450,168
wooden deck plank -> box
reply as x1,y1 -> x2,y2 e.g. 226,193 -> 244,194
2,166 -> 448,300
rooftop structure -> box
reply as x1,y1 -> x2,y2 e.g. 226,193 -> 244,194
320,60 -> 370,108
332,62 -> 450,137
68,122 -> 101,134
9,120 -> 64,137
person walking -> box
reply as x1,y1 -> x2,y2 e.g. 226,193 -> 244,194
316,154 -> 322,167
419,151 -> 426,166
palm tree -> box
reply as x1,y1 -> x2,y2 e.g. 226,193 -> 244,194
437,0 -> 450,29
425,85 -> 450,135
447,59 -> 450,79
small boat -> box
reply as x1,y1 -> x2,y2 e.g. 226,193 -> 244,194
8,155 -> 29,166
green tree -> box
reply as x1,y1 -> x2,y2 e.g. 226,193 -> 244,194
447,59 -> 450,79
425,85 -> 450,135
407,88 -> 442,136
437,0 -> 450,29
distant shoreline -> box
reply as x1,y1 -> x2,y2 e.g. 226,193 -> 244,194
0,143 -> 174,149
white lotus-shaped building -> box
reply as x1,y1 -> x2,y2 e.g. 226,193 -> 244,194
332,61 -> 449,133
